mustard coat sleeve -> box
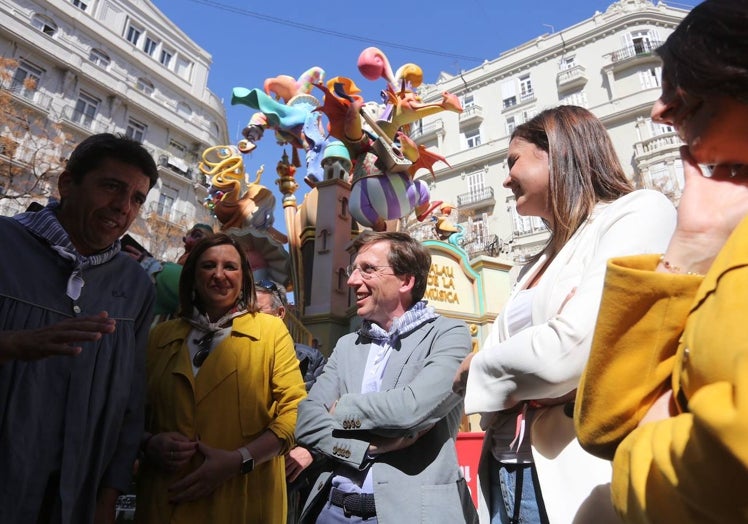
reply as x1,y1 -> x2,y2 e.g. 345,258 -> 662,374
612,354 -> 748,523
261,316 -> 307,452
574,255 -> 702,460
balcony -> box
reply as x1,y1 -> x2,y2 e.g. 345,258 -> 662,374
608,40 -> 663,72
556,65 -> 588,93
409,119 -> 444,141
158,153 -> 194,180
2,83 -> 53,113
59,105 -> 110,134
146,201 -> 190,227
459,104 -> 484,126
634,132 -> 682,159
463,234 -> 501,258
457,186 -> 495,210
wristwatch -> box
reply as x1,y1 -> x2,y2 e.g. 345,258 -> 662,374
238,446 -> 254,474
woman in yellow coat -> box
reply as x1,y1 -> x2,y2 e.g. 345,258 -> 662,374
136,233 -> 306,523
575,1 -> 748,522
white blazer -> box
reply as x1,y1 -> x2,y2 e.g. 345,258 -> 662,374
464,189 -> 676,524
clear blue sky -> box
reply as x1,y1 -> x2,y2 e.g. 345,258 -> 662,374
150,0 -> 691,234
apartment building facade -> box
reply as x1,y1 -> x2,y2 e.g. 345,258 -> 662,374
0,0 -> 228,260
410,0 -> 688,261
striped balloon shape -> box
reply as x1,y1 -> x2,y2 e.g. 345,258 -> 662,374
349,173 -> 418,228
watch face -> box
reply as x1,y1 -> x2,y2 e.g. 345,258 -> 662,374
241,457 -> 254,474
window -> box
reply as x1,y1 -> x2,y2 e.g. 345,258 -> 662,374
126,119 -> 147,142
157,191 -> 175,217
176,101 -> 192,117
506,116 -> 516,136
559,55 -> 576,70
651,121 -> 675,136
144,37 -> 158,57
31,14 -> 58,36
175,56 -> 192,80
639,66 -> 662,90
462,93 -> 475,109
559,90 -> 588,108
11,60 -> 43,96
466,171 -> 485,194
159,48 -> 173,68
501,80 -> 517,109
135,77 -> 154,95
519,74 -> 534,101
71,0 -> 88,10
73,92 -> 99,127
168,139 -> 186,155
630,30 -> 655,55
509,198 -> 546,236
126,24 -> 142,46
88,48 -> 110,68
464,128 -> 481,149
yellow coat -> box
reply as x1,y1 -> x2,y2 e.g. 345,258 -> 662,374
576,215 -> 748,523
136,313 -> 307,523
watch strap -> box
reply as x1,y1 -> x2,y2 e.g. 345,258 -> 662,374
238,446 -> 254,474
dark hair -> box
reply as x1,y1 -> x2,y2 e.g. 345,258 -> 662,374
178,233 -> 257,317
657,0 -> 748,103
511,105 -> 633,261
65,133 -> 158,189
351,231 -> 431,303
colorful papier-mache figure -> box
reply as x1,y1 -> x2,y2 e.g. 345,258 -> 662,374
230,49 -> 462,231
314,47 -> 462,230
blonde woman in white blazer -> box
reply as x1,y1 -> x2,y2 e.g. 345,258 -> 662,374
453,106 -> 676,524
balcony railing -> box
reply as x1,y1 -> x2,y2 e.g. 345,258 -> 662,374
457,186 -> 495,208
459,104 -> 483,126
463,234 -> 501,258
60,105 -> 110,134
610,40 -> 663,63
556,65 -> 588,91
146,201 -> 190,226
634,132 -> 682,157
409,119 -> 444,140
3,84 -> 53,111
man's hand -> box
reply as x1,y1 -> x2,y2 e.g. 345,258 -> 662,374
285,446 -> 314,483
0,311 -> 116,364
367,425 -> 433,456
145,432 -> 198,473
168,441 -> 239,504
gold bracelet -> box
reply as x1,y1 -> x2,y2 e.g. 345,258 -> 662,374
658,255 -> 702,276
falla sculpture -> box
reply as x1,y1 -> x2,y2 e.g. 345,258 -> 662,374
228,47 -> 462,231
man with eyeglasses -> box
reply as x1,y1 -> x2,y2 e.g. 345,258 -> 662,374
255,278 -> 327,524
295,231 -> 478,523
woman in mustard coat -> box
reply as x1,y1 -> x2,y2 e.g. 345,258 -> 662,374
136,233 -> 306,523
575,1 -> 748,522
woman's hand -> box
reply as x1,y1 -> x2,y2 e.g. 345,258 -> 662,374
663,147 -> 748,274
452,352 -> 475,395
168,441 -> 240,504
638,389 -> 674,427
145,432 -> 197,473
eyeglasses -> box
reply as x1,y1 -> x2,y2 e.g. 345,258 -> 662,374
192,331 -> 215,368
345,264 -> 393,279
256,279 -> 285,303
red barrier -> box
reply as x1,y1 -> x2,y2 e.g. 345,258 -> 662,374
455,431 -> 484,508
